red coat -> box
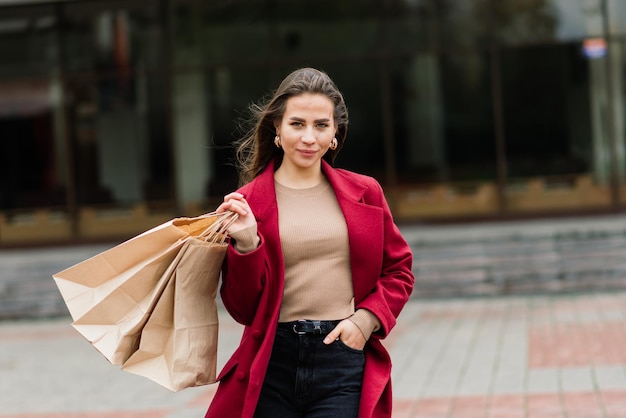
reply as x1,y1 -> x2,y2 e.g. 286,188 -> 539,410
205,160 -> 414,418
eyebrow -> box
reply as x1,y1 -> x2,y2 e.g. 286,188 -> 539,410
288,116 -> 331,123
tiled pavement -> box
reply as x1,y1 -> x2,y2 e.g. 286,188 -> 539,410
2,292 -> 626,417
390,292 -> 626,418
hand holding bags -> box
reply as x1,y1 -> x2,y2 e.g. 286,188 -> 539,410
53,211 -> 237,391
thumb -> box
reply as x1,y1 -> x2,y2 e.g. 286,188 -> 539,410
323,326 -> 341,345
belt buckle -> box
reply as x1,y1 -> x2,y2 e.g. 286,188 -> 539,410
311,320 -> 322,334
292,320 -> 323,335
293,321 -> 307,335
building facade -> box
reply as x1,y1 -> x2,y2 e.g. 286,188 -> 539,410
1,0 -> 625,245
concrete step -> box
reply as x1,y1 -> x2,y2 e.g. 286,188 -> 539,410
0,244 -> 112,320
408,222 -> 626,298
4,215 -> 626,319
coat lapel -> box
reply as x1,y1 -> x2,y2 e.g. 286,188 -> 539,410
241,160 -> 282,267
242,160 -> 279,225
322,161 -> 385,302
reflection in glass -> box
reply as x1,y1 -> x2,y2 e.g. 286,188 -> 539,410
66,72 -> 172,208
501,43 -> 592,179
492,0 -> 558,45
0,82 -> 63,210
393,52 -> 495,184
0,6 -> 66,212
0,6 -> 57,78
553,0 -> 603,41
324,62 -> 384,178
63,1 -> 162,73
500,42 -> 613,211
608,0 -> 626,34
385,0 -> 437,54
203,67 -> 272,199
272,0 -> 378,59
200,0 -> 270,64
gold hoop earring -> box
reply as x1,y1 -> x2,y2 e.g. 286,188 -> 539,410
274,135 -> 281,148
329,137 -> 338,150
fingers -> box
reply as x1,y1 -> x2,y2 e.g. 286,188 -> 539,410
323,320 -> 366,350
224,192 -> 245,201
217,193 -> 249,216
215,192 -> 257,235
323,326 -> 341,345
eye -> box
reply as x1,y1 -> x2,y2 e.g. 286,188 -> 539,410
316,123 -> 329,128
290,121 -> 303,127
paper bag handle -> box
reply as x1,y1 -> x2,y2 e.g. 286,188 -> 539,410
196,211 -> 239,244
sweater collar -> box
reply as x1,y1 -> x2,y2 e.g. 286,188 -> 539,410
246,158 -> 368,220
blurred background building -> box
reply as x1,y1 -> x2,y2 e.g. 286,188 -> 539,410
1,0 -> 625,246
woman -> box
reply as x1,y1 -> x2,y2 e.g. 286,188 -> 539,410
207,67 -> 414,418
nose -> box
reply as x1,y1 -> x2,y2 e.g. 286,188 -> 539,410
301,129 -> 316,144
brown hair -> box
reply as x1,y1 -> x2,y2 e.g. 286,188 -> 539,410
234,67 -> 349,185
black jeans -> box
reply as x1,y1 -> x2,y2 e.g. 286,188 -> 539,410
254,322 -> 365,418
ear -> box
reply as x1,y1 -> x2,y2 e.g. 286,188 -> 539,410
274,120 -> 281,134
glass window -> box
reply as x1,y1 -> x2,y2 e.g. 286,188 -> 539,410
500,42 -> 611,212
0,5 -> 58,78
492,0 -> 559,45
170,0 -> 203,67
63,1 -> 163,73
393,52 -> 496,184
323,62 -> 385,179
440,52 -> 497,182
199,1 -> 270,64
272,0 -> 379,59
386,0 -> 490,52
0,6 -> 66,213
204,67 -> 273,198
611,10 -> 626,202
58,0 -> 170,213
390,51 -> 498,219
436,1 -> 491,49
65,71 -> 173,208
553,0 -> 606,41
501,43 -> 591,178
0,81 -> 66,211
385,0 -> 438,54
608,0 -> 626,35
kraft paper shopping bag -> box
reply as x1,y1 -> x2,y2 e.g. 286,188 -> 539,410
53,212 -> 236,367
121,236 -> 225,391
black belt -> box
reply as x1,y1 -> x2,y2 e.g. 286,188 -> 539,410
278,320 -> 341,335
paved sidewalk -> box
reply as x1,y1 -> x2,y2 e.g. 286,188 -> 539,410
2,292 -> 626,417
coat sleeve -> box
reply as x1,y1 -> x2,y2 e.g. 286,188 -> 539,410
356,180 -> 415,339
219,231 -> 269,326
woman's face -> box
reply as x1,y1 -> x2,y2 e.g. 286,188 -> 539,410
275,93 -> 337,174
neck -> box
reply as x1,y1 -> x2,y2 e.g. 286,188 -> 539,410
274,164 -> 324,189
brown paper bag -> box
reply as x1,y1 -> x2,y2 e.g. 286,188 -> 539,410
121,237 -> 225,391
53,212 -> 235,366
68,238 -> 192,365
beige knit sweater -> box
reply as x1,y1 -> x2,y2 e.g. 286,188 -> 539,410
230,177 -> 380,340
